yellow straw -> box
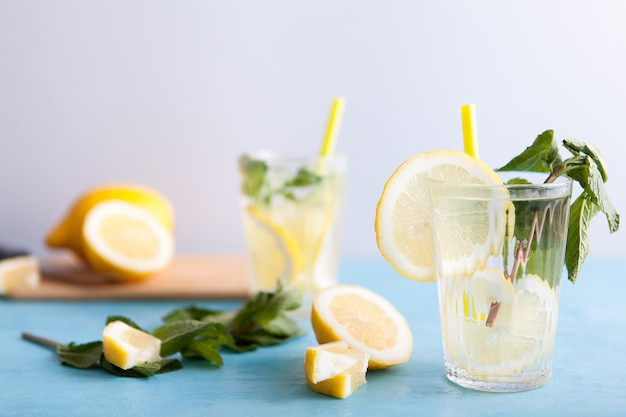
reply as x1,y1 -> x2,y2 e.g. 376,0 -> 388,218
319,97 -> 346,157
461,104 -> 479,159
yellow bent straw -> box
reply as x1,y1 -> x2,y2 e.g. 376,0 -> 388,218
461,104 -> 479,159
319,97 -> 346,157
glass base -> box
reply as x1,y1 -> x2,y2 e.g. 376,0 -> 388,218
444,363 -> 551,392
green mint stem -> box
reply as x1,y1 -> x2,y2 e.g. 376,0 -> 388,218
22,332 -> 63,350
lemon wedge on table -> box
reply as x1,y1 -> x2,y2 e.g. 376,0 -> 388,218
102,320 -> 162,370
304,341 -> 369,399
374,150 -> 504,282
311,284 -> 413,370
81,200 -> 174,281
241,205 -> 303,291
46,184 -> 174,262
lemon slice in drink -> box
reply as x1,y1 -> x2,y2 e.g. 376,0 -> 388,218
102,320 -> 162,370
304,341 -> 369,398
375,150 -> 504,282
82,200 -> 174,281
242,206 -> 303,290
311,284 -> 413,370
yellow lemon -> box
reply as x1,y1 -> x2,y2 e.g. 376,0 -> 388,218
374,150 -> 504,282
102,320 -> 162,370
304,341 -> 369,399
82,200 -> 174,281
242,205 -> 303,291
46,184 -> 174,262
311,284 -> 413,370
0,256 -> 39,294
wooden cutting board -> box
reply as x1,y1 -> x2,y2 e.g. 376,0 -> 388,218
6,253 -> 250,300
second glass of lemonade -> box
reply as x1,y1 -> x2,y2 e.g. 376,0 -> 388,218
238,153 -> 347,300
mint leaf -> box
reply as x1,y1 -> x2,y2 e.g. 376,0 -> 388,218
284,167 -> 322,188
231,279 -> 301,330
57,341 -> 103,369
262,314 -> 302,338
101,357 -> 183,378
563,138 -> 608,181
562,155 -> 619,233
162,305 -> 225,324
238,155 -> 268,202
152,320 -> 225,357
183,337 -> 226,366
565,192 -> 600,283
497,130 -> 562,173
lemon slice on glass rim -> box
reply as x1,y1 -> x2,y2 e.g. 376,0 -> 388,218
375,149 -> 506,282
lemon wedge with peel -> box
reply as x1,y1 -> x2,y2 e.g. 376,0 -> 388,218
304,341 -> 369,399
102,320 -> 162,370
46,184 -> 174,262
82,200 -> 174,281
375,150 -> 504,282
242,205 -> 303,291
311,285 -> 413,370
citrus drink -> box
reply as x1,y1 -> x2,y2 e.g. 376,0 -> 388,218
431,173 -> 572,391
239,154 -> 346,296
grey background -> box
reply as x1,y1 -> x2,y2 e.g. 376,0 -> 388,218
1,1 -> 624,264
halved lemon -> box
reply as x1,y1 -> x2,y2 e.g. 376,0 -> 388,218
102,320 -> 162,370
46,184 -> 174,262
304,341 -> 369,398
375,150 -> 504,282
311,284 -> 413,370
242,205 -> 303,291
82,200 -> 174,281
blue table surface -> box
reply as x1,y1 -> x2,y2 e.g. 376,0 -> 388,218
2,257 -> 625,417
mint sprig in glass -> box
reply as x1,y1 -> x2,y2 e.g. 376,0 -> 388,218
497,129 -> 620,283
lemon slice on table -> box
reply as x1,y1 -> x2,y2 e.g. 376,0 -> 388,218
242,206 -> 304,290
304,341 -> 369,399
46,184 -> 174,262
311,284 -> 413,370
375,150 -> 504,282
102,320 -> 162,370
82,200 -> 174,281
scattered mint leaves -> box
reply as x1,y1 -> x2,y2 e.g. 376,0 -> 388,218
238,154 -> 322,204
153,320 -> 227,363
57,341 -> 103,369
101,357 -> 183,378
23,280 -> 305,378
497,129 -> 620,283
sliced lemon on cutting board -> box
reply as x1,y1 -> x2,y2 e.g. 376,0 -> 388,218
242,205 -> 303,291
374,149 -> 504,282
82,200 -> 174,281
311,284 -> 413,370
46,184 -> 174,262
102,320 -> 162,370
304,341 -> 369,399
